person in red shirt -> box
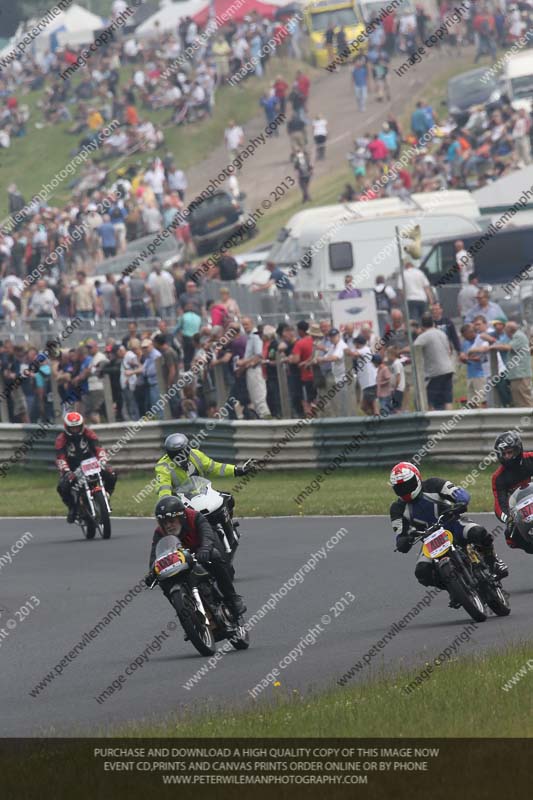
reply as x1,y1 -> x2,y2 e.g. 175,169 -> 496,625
273,75 -> 289,116
383,11 -> 396,56
295,70 -> 310,111
367,134 -> 388,162
290,320 -> 316,415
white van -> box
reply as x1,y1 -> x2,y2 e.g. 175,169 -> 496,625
267,190 -> 481,292
504,50 -> 533,112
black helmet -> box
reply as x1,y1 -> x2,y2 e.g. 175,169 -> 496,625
164,433 -> 191,469
155,496 -> 186,531
494,431 -> 523,466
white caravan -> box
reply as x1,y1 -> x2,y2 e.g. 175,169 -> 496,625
267,191 -> 481,292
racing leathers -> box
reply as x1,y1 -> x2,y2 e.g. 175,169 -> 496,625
390,478 -> 504,586
148,507 -> 244,615
492,451 -> 533,553
155,448 -> 237,512
55,429 -> 117,517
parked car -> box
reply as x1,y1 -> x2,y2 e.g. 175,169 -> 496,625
446,68 -> 504,125
187,190 -> 257,255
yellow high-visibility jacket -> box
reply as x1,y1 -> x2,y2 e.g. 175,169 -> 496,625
155,449 -> 236,499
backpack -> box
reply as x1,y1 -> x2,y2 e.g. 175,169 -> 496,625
374,287 -> 391,312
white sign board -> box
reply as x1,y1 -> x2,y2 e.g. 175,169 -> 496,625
331,291 -> 379,332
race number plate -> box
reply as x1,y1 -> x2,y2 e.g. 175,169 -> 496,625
422,528 -> 453,559
80,458 -> 100,476
516,498 -> 533,522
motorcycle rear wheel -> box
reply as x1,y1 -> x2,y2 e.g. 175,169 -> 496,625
447,576 -> 487,623
172,586 -> 216,656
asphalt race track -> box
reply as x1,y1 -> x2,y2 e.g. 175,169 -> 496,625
1,514 -> 531,736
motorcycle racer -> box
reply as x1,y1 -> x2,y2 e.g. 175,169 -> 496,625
492,430 -> 533,554
146,495 -> 246,617
155,433 -> 256,512
55,411 -> 117,523
390,461 -> 508,589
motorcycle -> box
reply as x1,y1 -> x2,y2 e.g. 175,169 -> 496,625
146,534 -> 249,657
509,482 -> 533,550
73,457 -> 112,540
177,477 -> 240,562
409,504 -> 510,623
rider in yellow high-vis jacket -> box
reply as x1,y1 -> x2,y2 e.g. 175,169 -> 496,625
155,433 -> 256,500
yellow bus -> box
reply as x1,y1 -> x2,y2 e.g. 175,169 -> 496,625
303,0 -> 366,68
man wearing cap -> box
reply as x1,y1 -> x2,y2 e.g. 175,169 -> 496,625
315,328 -> 349,416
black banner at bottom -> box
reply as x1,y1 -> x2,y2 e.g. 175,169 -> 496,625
1,738 -> 530,799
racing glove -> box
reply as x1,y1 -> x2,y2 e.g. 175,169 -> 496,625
234,458 -> 258,476
144,570 -> 156,587
196,545 -> 212,565
396,534 -> 414,553
452,487 -> 470,505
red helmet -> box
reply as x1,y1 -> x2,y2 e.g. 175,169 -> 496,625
390,462 -> 422,501
64,411 -> 85,438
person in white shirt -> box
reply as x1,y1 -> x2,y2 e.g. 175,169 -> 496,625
146,259 -> 176,318
403,261 -> 433,321
224,120 -> 244,158
120,342 -> 141,421
351,333 -> 378,415
312,114 -> 328,161
454,239 -> 474,286
512,108 -> 531,165
144,159 -> 166,206
167,165 -> 188,200
315,328 -> 349,416
28,279 -> 58,319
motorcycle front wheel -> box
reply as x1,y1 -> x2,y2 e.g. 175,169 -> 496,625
172,586 -> 216,656
482,582 -> 511,616
447,575 -> 487,623
79,496 -> 96,540
94,491 -> 112,539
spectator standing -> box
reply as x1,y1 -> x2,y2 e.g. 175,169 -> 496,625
273,76 -> 289,116
97,214 -> 118,258
455,239 -> 474,285
414,313 -> 454,410
120,339 -> 141,421
387,346 -> 406,412
293,150 -> 313,203
373,353 -> 393,412
403,261 -> 433,322
337,274 -> 362,299
141,338 -> 162,416
459,322 -> 489,407
224,120 -> 244,159
28,279 -> 58,319
71,271 -> 96,320
147,260 -> 176,319
464,288 -> 506,324
458,273 -> 480,319
351,333 -> 378,416
239,316 -> 271,419
261,325 -> 281,418
81,340 -> 108,423
175,304 -> 202,370
153,334 -> 180,416
431,301 -> 461,354
312,114 -> 328,161
490,321 -> 533,408
352,56 -> 368,112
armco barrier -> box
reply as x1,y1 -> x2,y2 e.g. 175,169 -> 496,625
1,409 -> 531,474
314,414 -> 431,467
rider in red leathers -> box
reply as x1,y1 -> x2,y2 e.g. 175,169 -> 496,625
56,411 -> 117,522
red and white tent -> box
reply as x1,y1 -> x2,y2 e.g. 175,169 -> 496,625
192,0 -> 280,26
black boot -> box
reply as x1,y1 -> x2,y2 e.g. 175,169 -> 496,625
226,594 -> 246,617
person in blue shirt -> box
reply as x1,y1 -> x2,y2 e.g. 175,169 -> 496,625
411,100 -> 430,137
251,261 -> 294,293
352,56 -> 368,112
459,322 -> 489,407
141,338 -> 162,417
97,214 -> 117,258
379,122 -> 397,153
259,92 -> 279,132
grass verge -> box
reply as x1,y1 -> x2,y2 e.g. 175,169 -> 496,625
122,642 -> 533,737
0,462 -> 497,518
